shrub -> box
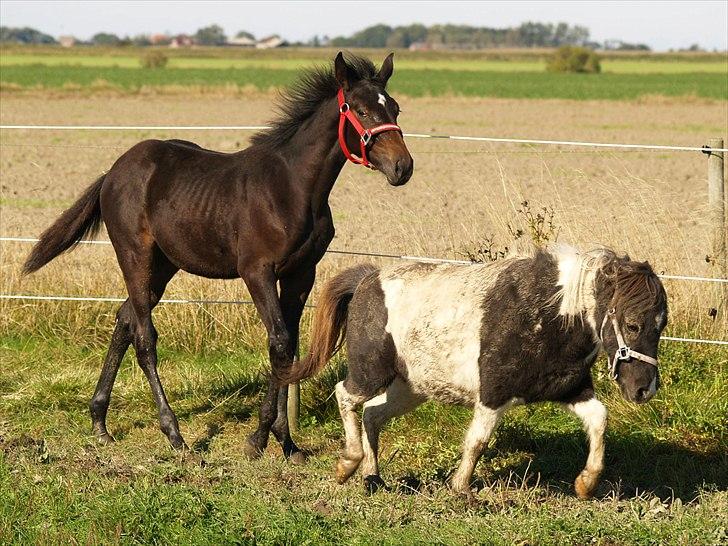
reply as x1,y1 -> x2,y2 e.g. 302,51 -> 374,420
140,51 -> 168,69
547,46 -> 601,73
462,201 -> 560,263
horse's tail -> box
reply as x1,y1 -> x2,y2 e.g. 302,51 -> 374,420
23,174 -> 106,275
277,264 -> 378,385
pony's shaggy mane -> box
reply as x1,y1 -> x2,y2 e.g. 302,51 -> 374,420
251,54 -> 379,148
548,244 -> 665,327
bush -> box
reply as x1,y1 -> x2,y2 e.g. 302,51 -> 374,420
140,51 -> 168,69
547,46 -> 601,73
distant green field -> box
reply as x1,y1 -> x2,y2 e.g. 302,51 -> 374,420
1,64 -> 726,100
2,53 -> 727,74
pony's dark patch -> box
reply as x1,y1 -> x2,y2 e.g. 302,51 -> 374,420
344,272 -> 398,397
478,251 -> 600,408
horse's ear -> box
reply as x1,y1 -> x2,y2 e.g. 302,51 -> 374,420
334,52 -> 354,91
377,52 -> 394,85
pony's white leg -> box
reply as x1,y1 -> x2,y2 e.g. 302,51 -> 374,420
450,402 -> 508,494
335,380 -> 368,484
360,377 -> 424,480
565,397 -> 607,499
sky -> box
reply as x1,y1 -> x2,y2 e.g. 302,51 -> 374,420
1,1 -> 727,51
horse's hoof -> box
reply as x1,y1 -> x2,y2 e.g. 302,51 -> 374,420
574,471 -> 599,499
396,475 -> 422,494
95,433 -> 115,445
363,474 -> 388,495
288,451 -> 307,465
180,448 -> 206,467
169,436 -> 188,451
243,440 -> 264,460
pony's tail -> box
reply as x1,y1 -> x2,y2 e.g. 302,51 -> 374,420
277,264 -> 378,385
23,175 -> 106,275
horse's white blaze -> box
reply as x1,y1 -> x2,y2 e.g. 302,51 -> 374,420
380,261 -> 510,405
377,93 -> 387,106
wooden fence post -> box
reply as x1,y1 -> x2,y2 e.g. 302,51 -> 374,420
706,138 -> 726,322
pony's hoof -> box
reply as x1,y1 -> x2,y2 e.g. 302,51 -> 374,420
335,457 -> 361,484
574,470 -> 599,499
363,474 -> 388,495
243,440 -> 264,460
288,451 -> 307,465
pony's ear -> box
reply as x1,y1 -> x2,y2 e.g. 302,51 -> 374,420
377,52 -> 394,85
334,52 -> 355,91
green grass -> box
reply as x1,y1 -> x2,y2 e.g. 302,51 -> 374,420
3,54 -> 727,74
1,64 -> 726,100
1,333 -> 725,544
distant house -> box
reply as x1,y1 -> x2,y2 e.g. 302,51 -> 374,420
256,35 -> 287,49
150,34 -> 170,46
227,36 -> 256,47
59,35 -> 76,48
408,42 -> 431,51
169,34 -> 194,48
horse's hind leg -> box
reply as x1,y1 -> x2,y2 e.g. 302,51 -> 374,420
360,377 -> 424,493
89,299 -> 133,443
450,402 -> 509,495
334,379 -> 368,484
121,245 -> 182,448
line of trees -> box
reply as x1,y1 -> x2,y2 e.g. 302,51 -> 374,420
0,25 -> 256,47
0,23 -> 656,51
329,22 -> 602,49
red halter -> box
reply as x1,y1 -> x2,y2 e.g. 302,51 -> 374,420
337,88 -> 402,169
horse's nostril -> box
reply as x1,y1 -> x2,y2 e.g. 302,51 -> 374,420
394,159 -> 404,177
636,388 -> 647,401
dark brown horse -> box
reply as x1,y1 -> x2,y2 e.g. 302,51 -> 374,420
23,52 -> 413,462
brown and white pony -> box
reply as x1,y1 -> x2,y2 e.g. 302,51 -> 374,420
282,245 -> 668,498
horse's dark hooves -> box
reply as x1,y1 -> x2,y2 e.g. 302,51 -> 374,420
363,474 -> 388,495
288,451 -> 307,465
396,475 -> 422,494
95,433 -> 115,445
178,447 -> 206,467
243,440 -> 264,460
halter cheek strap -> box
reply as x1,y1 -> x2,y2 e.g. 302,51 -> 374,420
599,308 -> 659,380
337,88 -> 402,169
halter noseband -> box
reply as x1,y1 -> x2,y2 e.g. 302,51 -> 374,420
599,308 -> 658,380
337,88 -> 402,169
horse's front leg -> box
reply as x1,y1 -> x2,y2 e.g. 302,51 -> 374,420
270,267 -> 316,463
564,395 -> 608,499
241,264 -> 293,459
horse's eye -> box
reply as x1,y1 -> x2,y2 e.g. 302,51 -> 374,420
357,109 -> 367,118
626,323 -> 640,334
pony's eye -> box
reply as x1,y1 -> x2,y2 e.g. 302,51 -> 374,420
626,323 -> 640,334
357,109 -> 367,118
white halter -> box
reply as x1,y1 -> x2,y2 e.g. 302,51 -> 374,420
599,308 -> 659,380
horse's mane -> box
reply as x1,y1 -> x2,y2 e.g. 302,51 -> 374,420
250,54 -> 378,148
549,244 -> 665,327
